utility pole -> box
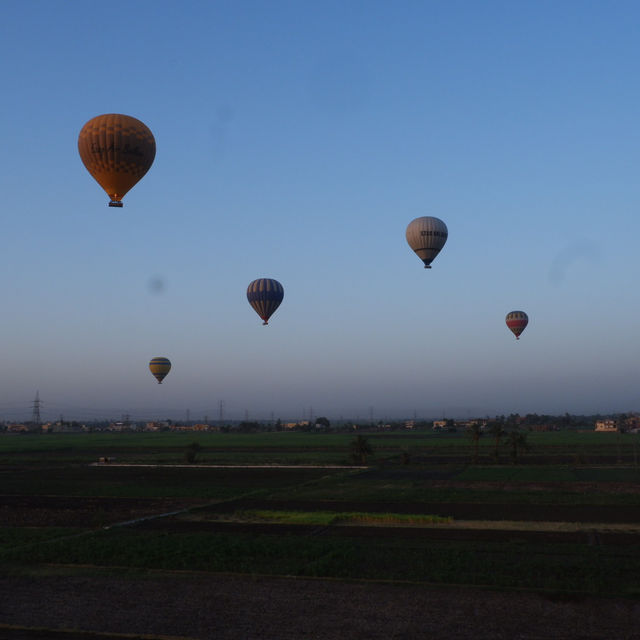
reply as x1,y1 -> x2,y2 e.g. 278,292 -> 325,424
31,391 -> 42,426
219,400 -> 224,424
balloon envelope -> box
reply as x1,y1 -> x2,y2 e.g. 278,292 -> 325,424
406,216 -> 448,268
505,311 -> 528,340
247,278 -> 284,325
78,114 -> 156,207
149,357 -> 171,383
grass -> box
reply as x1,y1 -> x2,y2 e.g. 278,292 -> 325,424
455,466 -> 579,482
3,429 -> 640,598
3,527 -> 640,596
266,468 -> 640,505
3,461 -> 639,505
0,527 -> 82,552
1,428 -> 637,455
0,465 -> 336,498
2,430 -> 639,472
231,509 -> 453,526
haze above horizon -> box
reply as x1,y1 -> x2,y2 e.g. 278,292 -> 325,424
1,1 -> 639,421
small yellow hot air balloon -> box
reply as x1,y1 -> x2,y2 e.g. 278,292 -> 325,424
149,357 -> 171,384
78,114 -> 156,207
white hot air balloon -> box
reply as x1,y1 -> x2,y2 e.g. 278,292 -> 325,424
406,216 -> 448,269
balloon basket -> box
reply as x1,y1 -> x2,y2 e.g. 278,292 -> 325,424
109,201 -> 123,208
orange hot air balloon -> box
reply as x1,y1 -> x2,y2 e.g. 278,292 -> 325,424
78,114 -> 156,207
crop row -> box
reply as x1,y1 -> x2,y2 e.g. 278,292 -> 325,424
2,527 -> 639,597
2,465 -> 640,505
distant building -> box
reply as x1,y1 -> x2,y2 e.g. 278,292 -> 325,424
595,420 -> 618,432
458,419 -> 488,430
6,423 -> 29,432
432,420 -> 447,431
145,421 -> 170,431
45,421 -> 86,433
283,421 -> 309,429
172,423 -> 209,431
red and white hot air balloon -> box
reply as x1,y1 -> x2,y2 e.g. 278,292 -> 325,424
505,311 -> 528,340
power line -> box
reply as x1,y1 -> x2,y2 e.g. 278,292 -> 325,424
31,391 -> 42,425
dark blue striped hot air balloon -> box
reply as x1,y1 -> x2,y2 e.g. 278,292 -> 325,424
247,278 -> 284,325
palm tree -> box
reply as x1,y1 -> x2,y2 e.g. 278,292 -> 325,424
185,441 -> 202,464
488,422 -> 507,463
467,423 -> 483,464
350,435 -> 373,465
505,430 -> 530,464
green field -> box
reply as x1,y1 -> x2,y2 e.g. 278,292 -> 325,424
2,429 -> 640,598
2,429 -> 639,465
4,525 -> 639,596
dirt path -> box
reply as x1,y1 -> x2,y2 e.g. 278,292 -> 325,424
1,573 -> 639,640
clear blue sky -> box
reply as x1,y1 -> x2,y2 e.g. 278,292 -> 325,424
1,0 -> 639,422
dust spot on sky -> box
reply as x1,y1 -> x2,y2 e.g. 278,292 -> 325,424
148,275 -> 167,294
549,240 -> 599,284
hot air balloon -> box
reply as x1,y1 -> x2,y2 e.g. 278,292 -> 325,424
505,311 -> 528,340
149,357 -> 171,383
406,216 -> 448,268
78,114 -> 156,207
247,278 -> 284,325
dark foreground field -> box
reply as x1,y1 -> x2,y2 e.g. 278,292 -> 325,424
2,432 -> 640,638
2,571 -> 639,640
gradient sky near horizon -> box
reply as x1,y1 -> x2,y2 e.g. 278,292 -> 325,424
1,0 -> 639,422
